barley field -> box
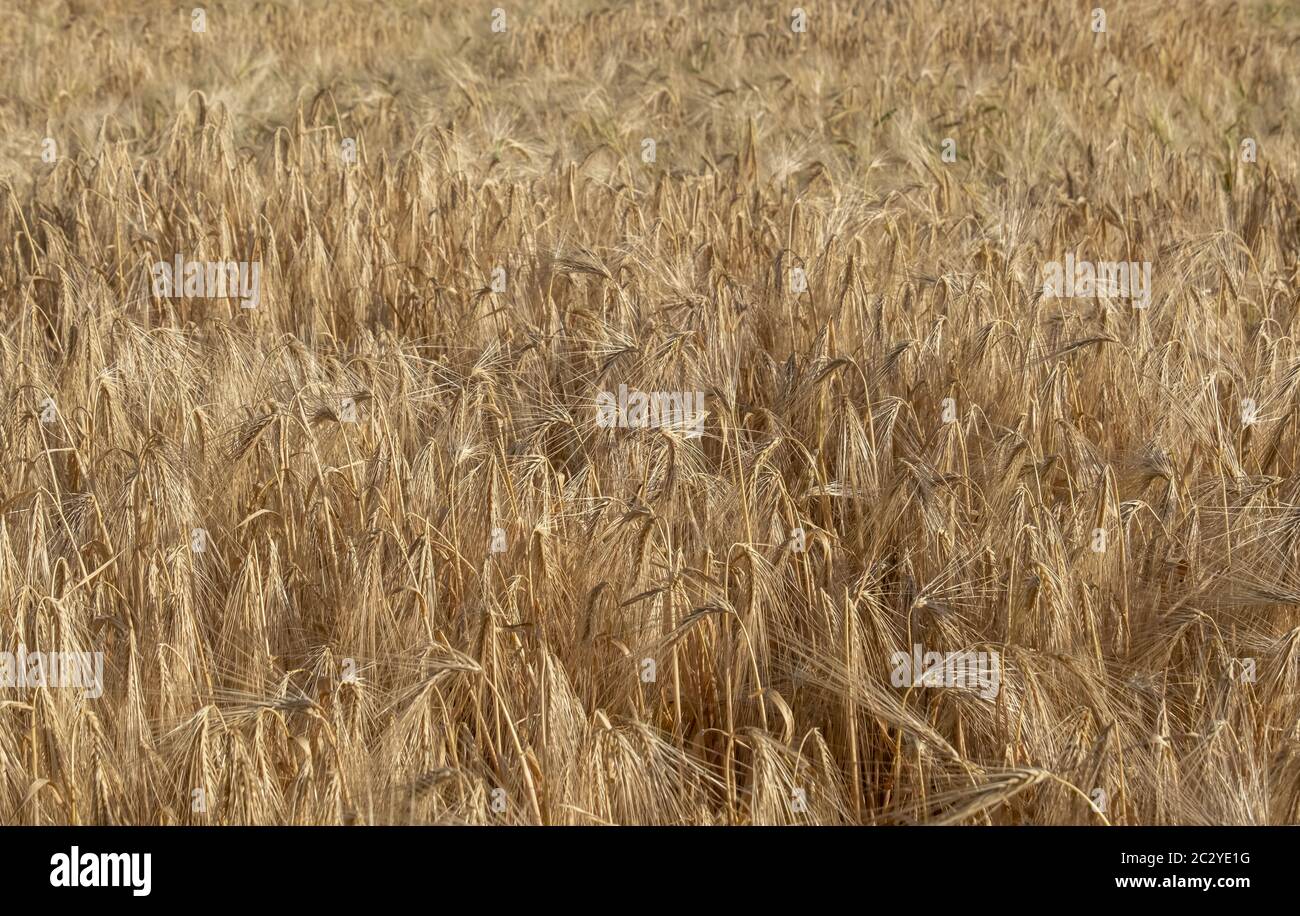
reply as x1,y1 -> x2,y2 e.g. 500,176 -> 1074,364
1,0 -> 1298,825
